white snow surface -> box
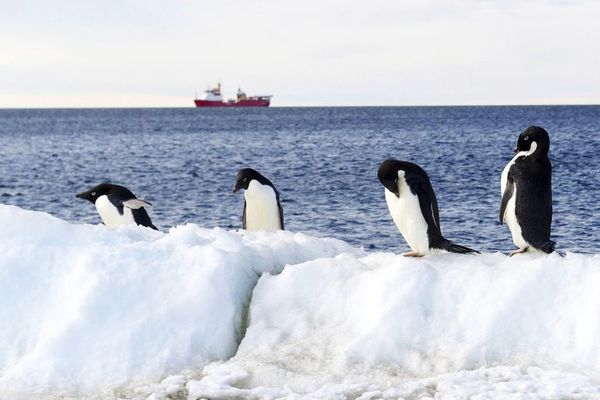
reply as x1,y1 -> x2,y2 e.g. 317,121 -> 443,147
187,251 -> 600,399
0,205 -> 357,397
2,204 -> 600,399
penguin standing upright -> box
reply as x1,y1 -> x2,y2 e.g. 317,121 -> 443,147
377,159 -> 479,256
500,126 -> 554,255
76,183 -> 158,230
233,168 -> 284,231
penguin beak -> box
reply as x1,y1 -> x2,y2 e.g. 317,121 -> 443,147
76,191 -> 92,202
233,180 -> 243,193
383,181 -> 399,198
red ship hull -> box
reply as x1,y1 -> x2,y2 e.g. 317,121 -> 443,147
194,99 -> 270,107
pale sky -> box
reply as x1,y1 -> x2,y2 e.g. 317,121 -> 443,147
1,0 -> 599,107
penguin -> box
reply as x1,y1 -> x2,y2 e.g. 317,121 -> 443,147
233,168 -> 284,231
377,159 -> 479,256
76,183 -> 158,230
500,126 -> 554,256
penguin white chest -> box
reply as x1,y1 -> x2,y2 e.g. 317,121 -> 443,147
244,180 -> 281,231
504,185 -> 528,249
384,178 -> 430,254
95,195 -> 136,227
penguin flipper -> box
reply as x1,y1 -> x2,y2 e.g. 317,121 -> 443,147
499,170 -> 515,224
132,208 -> 159,231
242,201 -> 247,230
405,169 -> 444,244
123,198 -> 152,209
278,202 -> 285,230
440,239 -> 480,254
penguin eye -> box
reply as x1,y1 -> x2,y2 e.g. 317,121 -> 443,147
524,136 -> 529,141
91,192 -> 96,196
243,178 -> 248,182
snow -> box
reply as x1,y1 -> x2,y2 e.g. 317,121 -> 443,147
185,365 -> 600,399
186,251 -> 600,399
0,204 -> 357,397
1,204 -> 600,399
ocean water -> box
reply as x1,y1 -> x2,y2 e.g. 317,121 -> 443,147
0,106 -> 598,253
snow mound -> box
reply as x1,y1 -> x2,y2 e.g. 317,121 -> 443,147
3,203 -> 600,399
0,204 -> 359,396
188,251 -> 600,398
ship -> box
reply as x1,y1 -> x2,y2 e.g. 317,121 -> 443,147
194,83 -> 272,107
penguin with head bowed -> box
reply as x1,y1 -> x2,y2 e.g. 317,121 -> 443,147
377,159 -> 479,257
233,168 -> 284,231
76,183 -> 158,230
500,126 -> 555,256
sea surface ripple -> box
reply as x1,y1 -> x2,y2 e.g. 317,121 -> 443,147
0,106 -> 598,253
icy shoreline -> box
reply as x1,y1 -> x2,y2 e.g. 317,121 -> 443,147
1,204 -> 600,399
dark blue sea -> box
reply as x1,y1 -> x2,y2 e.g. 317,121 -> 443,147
0,106 -> 598,253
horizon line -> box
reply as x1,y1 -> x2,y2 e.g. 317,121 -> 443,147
1,103 -> 599,110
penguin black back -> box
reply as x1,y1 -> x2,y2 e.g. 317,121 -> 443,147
378,160 -> 443,247
76,183 -> 158,230
378,159 -> 479,255
500,126 -> 554,253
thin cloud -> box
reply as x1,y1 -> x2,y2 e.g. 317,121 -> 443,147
1,0 -> 599,107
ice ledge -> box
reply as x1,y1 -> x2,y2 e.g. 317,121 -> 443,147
189,250 -> 600,398
2,204 -> 600,398
0,204 -> 360,394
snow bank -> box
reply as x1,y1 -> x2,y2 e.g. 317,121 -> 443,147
189,251 -> 600,398
3,203 -> 600,399
0,204 -> 358,396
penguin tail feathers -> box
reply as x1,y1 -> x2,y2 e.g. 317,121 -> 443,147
538,240 -> 556,254
440,239 -> 480,255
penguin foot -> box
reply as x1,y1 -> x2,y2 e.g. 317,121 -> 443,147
509,247 -> 528,257
402,251 -> 424,257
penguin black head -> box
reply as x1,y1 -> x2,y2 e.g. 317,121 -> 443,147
377,159 -> 427,198
515,126 -> 550,156
233,168 -> 274,193
76,182 -> 116,204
